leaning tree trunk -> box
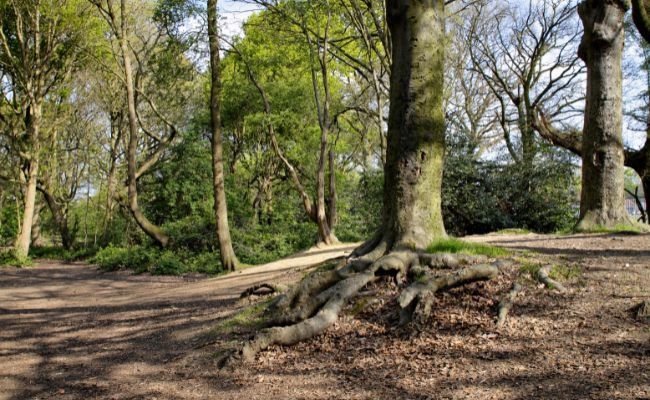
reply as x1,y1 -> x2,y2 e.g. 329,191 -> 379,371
208,0 -> 238,271
119,0 -> 170,248
575,0 -> 635,231
40,189 -> 73,249
632,0 -> 650,42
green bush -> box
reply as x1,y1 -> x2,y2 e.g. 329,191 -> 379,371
0,250 -> 32,267
92,245 -> 157,272
164,215 -> 216,252
443,148 -> 577,236
187,251 -> 223,274
152,251 -> 185,275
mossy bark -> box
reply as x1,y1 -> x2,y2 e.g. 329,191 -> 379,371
381,0 -> 447,250
576,0 -> 635,231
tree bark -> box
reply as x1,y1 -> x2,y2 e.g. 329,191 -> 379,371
39,187 -> 73,249
14,104 -> 42,259
208,0 -> 238,271
632,0 -> 650,43
576,0 -> 635,231
381,0 -> 447,250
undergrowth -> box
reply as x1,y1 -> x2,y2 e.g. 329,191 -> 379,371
0,250 -> 33,267
91,245 -> 224,275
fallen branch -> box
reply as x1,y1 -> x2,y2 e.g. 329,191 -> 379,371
496,282 -> 522,328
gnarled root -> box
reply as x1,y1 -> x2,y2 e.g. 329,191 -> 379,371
228,248 -> 505,366
240,268 -> 378,362
496,282 -> 522,328
398,263 -> 500,325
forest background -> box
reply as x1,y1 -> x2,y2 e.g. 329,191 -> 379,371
1,0 -> 648,274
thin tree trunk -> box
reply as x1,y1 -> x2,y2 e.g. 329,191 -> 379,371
304,9 -> 337,246
39,188 -> 73,249
327,149 -> 337,235
575,0 -> 635,231
208,0 -> 238,271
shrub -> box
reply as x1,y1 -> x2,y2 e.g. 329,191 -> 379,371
92,245 -> 156,272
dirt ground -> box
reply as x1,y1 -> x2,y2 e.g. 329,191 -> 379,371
0,234 -> 648,400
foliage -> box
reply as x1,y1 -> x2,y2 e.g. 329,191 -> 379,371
0,249 -> 32,267
29,246 -> 99,262
91,245 -> 225,276
0,197 -> 18,246
443,147 -> 578,236
426,238 -> 509,257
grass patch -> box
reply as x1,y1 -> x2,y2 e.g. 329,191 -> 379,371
427,238 -> 509,257
548,263 -> 581,280
519,262 -> 581,281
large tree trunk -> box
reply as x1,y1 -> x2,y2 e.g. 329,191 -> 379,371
40,188 -> 73,249
14,104 -> 42,259
208,0 -> 238,271
575,0 -> 635,231
381,0 -> 447,250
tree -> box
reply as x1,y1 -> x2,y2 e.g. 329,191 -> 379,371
207,0 -> 238,270
232,0 -> 465,362
0,0 -> 93,258
532,16 -> 650,223
90,0 -> 194,247
574,0 -> 636,230
467,0 -> 584,167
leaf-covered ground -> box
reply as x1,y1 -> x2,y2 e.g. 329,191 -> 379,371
0,234 -> 648,400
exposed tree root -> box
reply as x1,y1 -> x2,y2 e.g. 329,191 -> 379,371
629,300 -> 650,323
240,268 -> 379,362
240,283 -> 288,299
496,282 -> 522,328
536,265 -> 567,293
222,246 -> 510,366
398,263 -> 500,325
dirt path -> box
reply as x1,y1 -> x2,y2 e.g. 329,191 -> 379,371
0,243 -> 356,400
1,235 -> 649,400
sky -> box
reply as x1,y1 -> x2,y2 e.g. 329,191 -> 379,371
219,0 -> 259,38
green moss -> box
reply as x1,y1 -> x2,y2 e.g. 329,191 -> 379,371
426,238 -> 509,257
575,224 -> 644,234
207,300 -> 270,337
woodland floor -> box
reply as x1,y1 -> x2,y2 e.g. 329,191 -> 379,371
0,234 -> 648,400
